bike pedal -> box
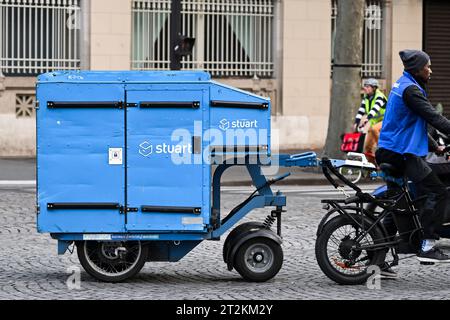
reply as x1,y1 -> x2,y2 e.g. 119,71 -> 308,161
420,261 -> 435,265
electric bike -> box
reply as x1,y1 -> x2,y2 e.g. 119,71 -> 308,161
315,157 -> 450,285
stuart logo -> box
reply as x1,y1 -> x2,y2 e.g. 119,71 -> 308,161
219,118 -> 258,131
139,140 -> 192,157
139,141 -> 153,157
219,119 -> 230,130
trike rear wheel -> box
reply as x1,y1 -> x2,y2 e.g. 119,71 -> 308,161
234,237 -> 283,282
76,240 -> 148,282
223,222 -> 265,263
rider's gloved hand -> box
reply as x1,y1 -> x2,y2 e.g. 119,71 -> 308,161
435,145 -> 446,156
359,119 -> 369,130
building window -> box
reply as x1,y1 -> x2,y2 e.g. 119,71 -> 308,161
131,0 -> 275,78
15,94 -> 35,118
331,0 -> 384,78
0,0 -> 81,76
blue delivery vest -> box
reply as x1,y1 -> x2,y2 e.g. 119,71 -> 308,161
378,72 -> 428,156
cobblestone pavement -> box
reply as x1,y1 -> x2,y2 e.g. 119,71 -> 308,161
2,185 -> 450,300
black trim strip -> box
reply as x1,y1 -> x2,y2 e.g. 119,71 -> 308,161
47,101 -> 123,109
141,205 -> 201,214
47,202 -> 121,210
211,100 -> 269,109
210,145 -> 269,153
139,101 -> 200,109
332,64 -> 362,68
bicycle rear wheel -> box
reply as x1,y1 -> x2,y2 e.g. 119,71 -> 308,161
315,215 -> 386,285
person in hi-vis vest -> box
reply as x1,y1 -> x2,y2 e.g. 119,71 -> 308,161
352,78 -> 387,164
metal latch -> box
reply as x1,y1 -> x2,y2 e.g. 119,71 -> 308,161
35,100 -> 40,110
125,207 -> 138,213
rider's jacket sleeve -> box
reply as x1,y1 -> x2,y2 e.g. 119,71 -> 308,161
354,100 -> 366,125
427,132 -> 439,152
403,85 -> 450,136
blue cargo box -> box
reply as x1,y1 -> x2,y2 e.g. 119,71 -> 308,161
36,71 -> 270,234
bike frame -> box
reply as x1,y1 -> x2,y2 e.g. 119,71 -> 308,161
320,158 -> 423,254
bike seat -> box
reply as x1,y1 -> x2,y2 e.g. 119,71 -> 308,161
379,163 -> 403,178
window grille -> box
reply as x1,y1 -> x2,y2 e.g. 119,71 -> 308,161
131,0 -> 275,78
0,0 -> 81,75
331,0 -> 384,78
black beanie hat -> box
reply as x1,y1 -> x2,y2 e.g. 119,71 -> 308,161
399,50 -> 430,73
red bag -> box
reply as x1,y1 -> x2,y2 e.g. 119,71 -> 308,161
340,132 -> 365,153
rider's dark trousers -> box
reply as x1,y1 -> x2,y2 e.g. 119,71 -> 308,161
413,170 -> 448,239
376,148 -> 448,240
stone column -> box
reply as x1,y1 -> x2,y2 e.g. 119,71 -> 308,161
0,72 -> 5,97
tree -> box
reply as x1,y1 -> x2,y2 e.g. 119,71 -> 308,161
323,0 -> 365,158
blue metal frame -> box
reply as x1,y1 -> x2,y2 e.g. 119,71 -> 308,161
279,151 -> 318,167
210,162 -> 286,239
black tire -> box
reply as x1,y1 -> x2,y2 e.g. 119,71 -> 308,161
234,237 -> 283,282
315,215 -> 386,285
223,222 -> 265,263
76,241 -> 148,282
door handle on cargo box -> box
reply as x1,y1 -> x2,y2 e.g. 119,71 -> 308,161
47,202 -> 121,210
211,100 -> 268,109
138,101 -> 200,109
141,206 -> 201,214
47,101 -> 124,109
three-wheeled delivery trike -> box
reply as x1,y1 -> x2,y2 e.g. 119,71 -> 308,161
36,70 -> 372,283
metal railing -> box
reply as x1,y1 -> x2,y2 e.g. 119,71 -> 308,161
331,0 -> 384,78
0,0 -> 81,76
131,0 -> 275,78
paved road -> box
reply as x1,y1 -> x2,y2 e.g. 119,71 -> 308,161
2,184 -> 450,300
